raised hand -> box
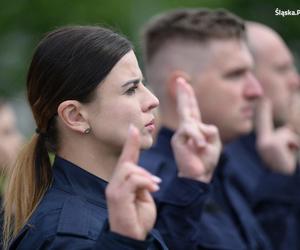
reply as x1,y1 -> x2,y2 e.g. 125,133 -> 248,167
288,92 -> 300,136
255,98 -> 300,174
105,125 -> 161,240
171,77 -> 221,183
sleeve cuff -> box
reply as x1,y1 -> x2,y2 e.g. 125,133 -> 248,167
95,220 -> 154,250
253,169 -> 300,205
155,174 -> 210,206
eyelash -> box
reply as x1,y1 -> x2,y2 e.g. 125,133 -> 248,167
125,84 -> 139,95
226,70 -> 245,79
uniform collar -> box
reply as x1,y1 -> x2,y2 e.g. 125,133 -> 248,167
155,127 -> 175,157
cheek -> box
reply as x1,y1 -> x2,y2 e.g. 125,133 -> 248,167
214,87 -> 245,125
261,73 -> 283,98
91,112 -> 129,149
91,102 -> 143,146
268,81 -> 289,106
214,86 -> 241,111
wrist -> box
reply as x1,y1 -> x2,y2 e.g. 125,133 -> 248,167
110,225 -> 147,241
178,171 -> 213,183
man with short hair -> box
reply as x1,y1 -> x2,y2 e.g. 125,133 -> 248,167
225,22 -> 300,250
139,9 -> 272,249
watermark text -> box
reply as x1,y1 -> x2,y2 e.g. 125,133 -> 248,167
275,8 -> 300,17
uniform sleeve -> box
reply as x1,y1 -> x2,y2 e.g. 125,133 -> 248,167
93,220 -> 156,250
42,221 -> 155,250
225,136 -> 300,250
251,165 -> 300,250
139,143 -> 211,249
154,175 -> 210,250
9,220 -> 157,250
253,164 -> 300,205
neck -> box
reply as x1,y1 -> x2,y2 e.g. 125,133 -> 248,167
58,136 -> 120,182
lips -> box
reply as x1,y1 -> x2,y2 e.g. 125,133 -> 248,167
145,119 -> 155,127
241,106 -> 254,117
145,119 -> 156,133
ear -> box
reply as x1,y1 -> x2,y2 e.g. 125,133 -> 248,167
167,70 -> 191,101
57,100 -> 89,134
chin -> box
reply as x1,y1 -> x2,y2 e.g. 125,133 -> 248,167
235,124 -> 253,138
140,135 -> 153,149
240,118 -> 253,131
225,123 -> 253,143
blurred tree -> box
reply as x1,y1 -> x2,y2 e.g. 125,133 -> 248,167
0,0 -> 299,96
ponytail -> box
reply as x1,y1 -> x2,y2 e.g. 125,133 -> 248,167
3,133 -> 52,248
2,25 -> 133,248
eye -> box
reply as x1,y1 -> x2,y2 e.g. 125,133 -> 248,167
225,68 -> 247,79
275,64 -> 294,74
125,83 -> 139,96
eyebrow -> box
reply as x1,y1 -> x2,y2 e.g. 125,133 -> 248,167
121,78 -> 144,88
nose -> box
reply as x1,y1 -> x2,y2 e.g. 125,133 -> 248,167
141,86 -> 159,112
288,71 -> 300,91
244,73 -> 264,99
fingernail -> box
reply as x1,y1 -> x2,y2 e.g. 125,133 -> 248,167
153,184 -> 160,191
151,175 -> 162,183
176,77 -> 184,83
176,77 -> 185,88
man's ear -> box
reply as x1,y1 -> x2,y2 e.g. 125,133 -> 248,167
167,70 -> 191,100
57,100 -> 89,134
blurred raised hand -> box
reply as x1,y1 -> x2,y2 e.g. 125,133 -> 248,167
171,77 -> 221,183
288,92 -> 300,136
256,98 -> 300,174
106,125 -> 161,240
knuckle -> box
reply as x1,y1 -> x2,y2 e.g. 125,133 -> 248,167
105,186 -> 119,201
126,172 -> 140,185
210,125 -> 218,134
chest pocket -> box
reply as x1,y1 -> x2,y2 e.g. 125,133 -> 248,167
57,196 -> 106,240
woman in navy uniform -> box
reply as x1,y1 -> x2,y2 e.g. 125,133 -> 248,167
3,26 -> 166,249
3,25 -> 221,250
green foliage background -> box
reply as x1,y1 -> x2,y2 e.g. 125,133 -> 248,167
0,0 -> 299,96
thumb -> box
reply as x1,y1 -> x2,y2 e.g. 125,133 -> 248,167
118,124 -> 141,165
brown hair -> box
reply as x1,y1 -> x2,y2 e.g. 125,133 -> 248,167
3,25 -> 132,247
141,8 -> 245,64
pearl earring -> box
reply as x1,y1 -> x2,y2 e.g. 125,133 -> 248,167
84,128 -> 91,134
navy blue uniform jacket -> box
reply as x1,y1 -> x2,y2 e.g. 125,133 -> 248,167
9,156 -> 167,250
140,127 -> 273,250
225,132 -> 300,250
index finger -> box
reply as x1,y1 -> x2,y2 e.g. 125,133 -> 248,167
288,92 -> 300,135
118,124 -> 141,166
255,98 -> 274,137
176,77 -> 201,122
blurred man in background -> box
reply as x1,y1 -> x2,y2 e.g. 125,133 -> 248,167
225,22 -> 300,250
139,9 -> 274,249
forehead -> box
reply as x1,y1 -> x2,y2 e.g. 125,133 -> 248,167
206,39 -> 253,71
101,50 -> 142,87
258,38 -> 293,67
